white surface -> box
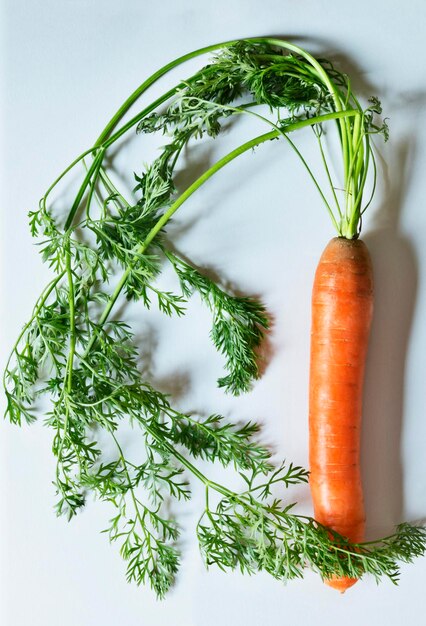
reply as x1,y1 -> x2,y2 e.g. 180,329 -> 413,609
1,1 -> 426,625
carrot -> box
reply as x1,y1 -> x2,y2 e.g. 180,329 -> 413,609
309,236 -> 374,592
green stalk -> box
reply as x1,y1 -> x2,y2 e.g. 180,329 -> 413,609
98,167 -> 131,208
258,38 -> 351,181
64,149 -> 105,230
41,148 -> 96,210
85,154 -> 106,219
48,61 -> 236,225
61,48 -> 240,232
54,37 -> 363,239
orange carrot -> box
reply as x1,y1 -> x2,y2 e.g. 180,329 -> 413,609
309,237 -> 374,592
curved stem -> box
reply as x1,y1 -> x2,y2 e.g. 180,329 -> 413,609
94,39 -> 241,146
94,36 -> 341,149
61,55 -> 235,232
54,37 -> 359,236
94,36 -> 326,149
85,155 -> 105,219
257,38 -> 350,173
103,78 -> 204,150
82,158 -> 105,212
41,148 -> 96,210
64,149 -> 105,230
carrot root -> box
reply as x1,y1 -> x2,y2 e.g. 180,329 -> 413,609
309,237 -> 374,592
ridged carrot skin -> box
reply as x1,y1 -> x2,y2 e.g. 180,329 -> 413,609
309,237 -> 374,592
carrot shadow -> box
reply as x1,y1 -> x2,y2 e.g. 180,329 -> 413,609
362,137 -> 419,539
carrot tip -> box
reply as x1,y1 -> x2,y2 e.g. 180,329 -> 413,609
324,576 -> 358,593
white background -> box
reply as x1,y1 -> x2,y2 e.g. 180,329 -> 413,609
1,1 -> 426,624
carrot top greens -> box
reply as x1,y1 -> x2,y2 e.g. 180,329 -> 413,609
3,38 -> 422,598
